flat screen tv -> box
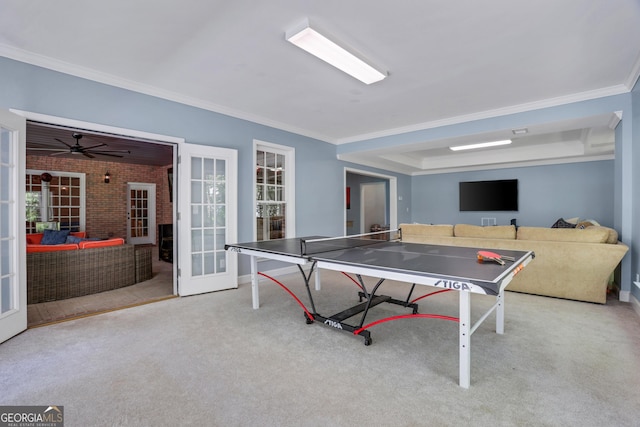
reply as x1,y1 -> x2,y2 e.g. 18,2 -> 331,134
459,179 -> 518,211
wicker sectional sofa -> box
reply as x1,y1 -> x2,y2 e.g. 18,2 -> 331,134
400,223 -> 629,304
27,244 -> 138,304
26,231 -> 150,304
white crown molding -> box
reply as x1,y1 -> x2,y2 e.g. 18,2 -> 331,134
420,141 -> 586,170
609,111 -> 623,128
2,42 -> 636,148
335,85 -> 631,145
0,44 -> 334,144
339,152 -> 614,176
624,51 -> 640,91
411,154 -> 615,176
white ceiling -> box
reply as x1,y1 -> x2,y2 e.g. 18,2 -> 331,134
2,1 -> 640,173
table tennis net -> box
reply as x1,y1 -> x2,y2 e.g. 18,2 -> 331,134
300,229 -> 401,256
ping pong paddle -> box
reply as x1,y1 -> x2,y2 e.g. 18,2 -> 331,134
477,250 -> 515,266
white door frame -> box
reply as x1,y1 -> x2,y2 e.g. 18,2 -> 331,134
344,167 -> 397,235
0,109 -> 26,344
127,182 -> 157,245
11,109 -> 182,295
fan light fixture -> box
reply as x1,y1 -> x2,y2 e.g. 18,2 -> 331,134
449,139 -> 512,151
286,19 -> 387,85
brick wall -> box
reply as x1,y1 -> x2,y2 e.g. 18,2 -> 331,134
27,155 -> 173,243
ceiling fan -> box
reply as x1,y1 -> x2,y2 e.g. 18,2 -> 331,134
31,132 -> 131,159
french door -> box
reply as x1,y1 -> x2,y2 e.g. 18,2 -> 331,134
127,182 -> 156,245
177,143 -> 237,296
0,109 -> 26,344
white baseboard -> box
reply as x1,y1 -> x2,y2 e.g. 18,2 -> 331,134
619,290 -> 630,302
631,293 -> 640,319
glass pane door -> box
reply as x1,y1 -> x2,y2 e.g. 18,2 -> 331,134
190,157 -> 227,276
127,183 -> 156,245
0,109 -> 26,344
178,143 -> 237,296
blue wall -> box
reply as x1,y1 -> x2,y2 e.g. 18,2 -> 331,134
1,55 -> 637,301
411,161 -> 615,228
338,89 -> 636,300
0,57 -> 411,275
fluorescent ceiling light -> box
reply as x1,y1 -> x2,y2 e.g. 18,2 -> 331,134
449,139 -> 512,151
286,21 -> 387,85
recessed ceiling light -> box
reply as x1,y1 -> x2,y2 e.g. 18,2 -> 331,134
286,19 -> 387,85
512,128 -> 528,135
449,139 -> 512,151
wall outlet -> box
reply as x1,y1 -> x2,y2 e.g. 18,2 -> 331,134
481,217 -> 496,226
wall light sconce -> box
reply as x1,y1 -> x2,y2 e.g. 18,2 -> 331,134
104,171 -> 110,184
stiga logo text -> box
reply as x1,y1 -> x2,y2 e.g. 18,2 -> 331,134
324,319 -> 343,329
0,406 -> 64,427
434,280 -> 471,291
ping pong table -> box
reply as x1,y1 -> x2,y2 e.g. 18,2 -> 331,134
226,231 -> 534,388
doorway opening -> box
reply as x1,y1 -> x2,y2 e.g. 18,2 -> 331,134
361,182 -> 387,235
22,115 -> 178,327
345,168 -> 397,236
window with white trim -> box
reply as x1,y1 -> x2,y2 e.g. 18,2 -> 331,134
254,141 -> 294,241
25,170 -> 85,233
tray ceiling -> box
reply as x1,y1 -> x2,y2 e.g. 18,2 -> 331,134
3,1 -> 639,173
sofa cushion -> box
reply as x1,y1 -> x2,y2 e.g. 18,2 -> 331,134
40,229 -> 70,245
517,226 -> 610,243
66,235 -> 84,244
78,238 -> 125,249
576,221 -> 593,229
591,226 -> 619,244
454,224 -> 516,239
28,231 -> 86,245
400,223 -> 453,237
64,233 -> 91,244
551,218 -> 576,228
26,233 -> 44,245
27,243 -> 79,253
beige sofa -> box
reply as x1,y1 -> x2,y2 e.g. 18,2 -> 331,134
399,223 -> 628,304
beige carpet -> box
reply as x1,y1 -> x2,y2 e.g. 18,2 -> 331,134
27,247 -> 174,328
3,269 -> 640,426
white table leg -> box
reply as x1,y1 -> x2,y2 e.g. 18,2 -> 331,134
251,256 -> 259,309
315,267 -> 321,291
459,291 -> 471,389
496,290 -> 505,335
